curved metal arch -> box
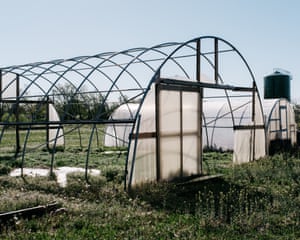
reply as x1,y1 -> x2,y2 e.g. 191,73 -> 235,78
47,50 -> 149,131
12,60 -> 85,166
2,40 -> 190,110
42,49 -> 156,176
89,45 -> 193,162
2,61 -> 81,121
80,43 -> 190,129
39,54 -> 139,171
58,41 -> 192,157
0,72 -> 18,96
210,102 -> 227,148
128,37 -> 230,148
17,59 -> 89,99
6,43 -> 187,174
90,43 -> 192,121
0,70 -> 50,145
125,36 -> 262,187
84,42 -> 193,179
133,36 -> 261,143
0,35 -> 263,184
201,110 -> 210,150
94,41 -> 192,123
238,104 -> 251,125
1,64 -> 87,114
265,99 -> 281,130
48,58 -> 142,138
9,52 -> 136,125
0,68 -> 55,150
2,61 -> 91,171
1,68 -> 49,98
204,36 -> 264,126
16,62 -> 87,166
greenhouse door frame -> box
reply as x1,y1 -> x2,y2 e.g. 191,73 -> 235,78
155,78 -> 203,181
279,104 -> 288,140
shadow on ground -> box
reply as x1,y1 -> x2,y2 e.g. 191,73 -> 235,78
130,176 -> 273,222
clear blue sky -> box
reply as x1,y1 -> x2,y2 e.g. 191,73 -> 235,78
1,0 -> 299,101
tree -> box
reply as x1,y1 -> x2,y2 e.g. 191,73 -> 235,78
51,84 -> 109,121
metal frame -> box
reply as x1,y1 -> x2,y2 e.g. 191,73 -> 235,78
0,36 -> 264,187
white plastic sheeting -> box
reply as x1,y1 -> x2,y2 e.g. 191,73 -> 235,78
106,99 -> 251,151
125,81 -> 266,186
48,103 -> 64,149
158,89 -> 201,181
202,95 -> 266,164
127,84 -> 157,184
203,99 -> 251,151
233,93 -> 266,164
1,72 -> 17,99
106,84 -> 268,186
107,98 -> 266,155
10,167 -> 100,187
104,103 -> 138,147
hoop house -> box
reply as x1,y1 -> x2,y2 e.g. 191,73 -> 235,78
263,98 -> 297,153
0,36 -> 266,188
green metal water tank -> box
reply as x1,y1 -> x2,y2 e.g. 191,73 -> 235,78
264,70 -> 291,101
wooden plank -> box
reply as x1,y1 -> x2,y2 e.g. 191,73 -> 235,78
0,202 -> 60,223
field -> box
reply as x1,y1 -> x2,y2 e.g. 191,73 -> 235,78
0,126 -> 299,239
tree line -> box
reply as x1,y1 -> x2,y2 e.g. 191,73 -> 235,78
0,84 -> 115,123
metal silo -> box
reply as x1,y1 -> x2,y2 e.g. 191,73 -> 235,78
264,69 -> 291,101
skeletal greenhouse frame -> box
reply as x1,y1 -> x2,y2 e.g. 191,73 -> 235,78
0,36 -> 266,188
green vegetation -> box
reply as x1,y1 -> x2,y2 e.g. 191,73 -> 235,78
0,125 -> 299,239
0,149 -> 299,239
52,83 -> 111,121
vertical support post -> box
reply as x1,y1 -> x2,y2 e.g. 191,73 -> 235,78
46,97 -> 50,150
285,103 -> 288,140
155,84 -> 160,181
78,127 -> 83,149
15,74 -> 20,154
251,81 -> 256,161
127,114 -> 141,190
155,71 -> 161,181
95,126 -> 100,148
196,39 -> 203,174
179,90 -> 183,177
214,38 -> 219,84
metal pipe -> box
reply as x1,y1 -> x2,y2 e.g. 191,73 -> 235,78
196,39 -> 203,174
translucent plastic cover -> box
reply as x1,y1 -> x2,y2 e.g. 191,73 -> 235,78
104,103 -> 138,147
1,72 -> 17,99
127,83 -> 201,186
233,93 -> 266,163
48,103 -> 64,149
263,98 -> 297,147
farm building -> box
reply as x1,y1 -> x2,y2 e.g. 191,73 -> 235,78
1,36 -> 291,189
263,98 -> 297,154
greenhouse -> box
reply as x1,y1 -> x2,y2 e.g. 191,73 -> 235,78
0,36 -> 267,189
263,98 -> 297,154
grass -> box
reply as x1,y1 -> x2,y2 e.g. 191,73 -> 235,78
0,153 -> 299,239
0,126 -> 299,239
